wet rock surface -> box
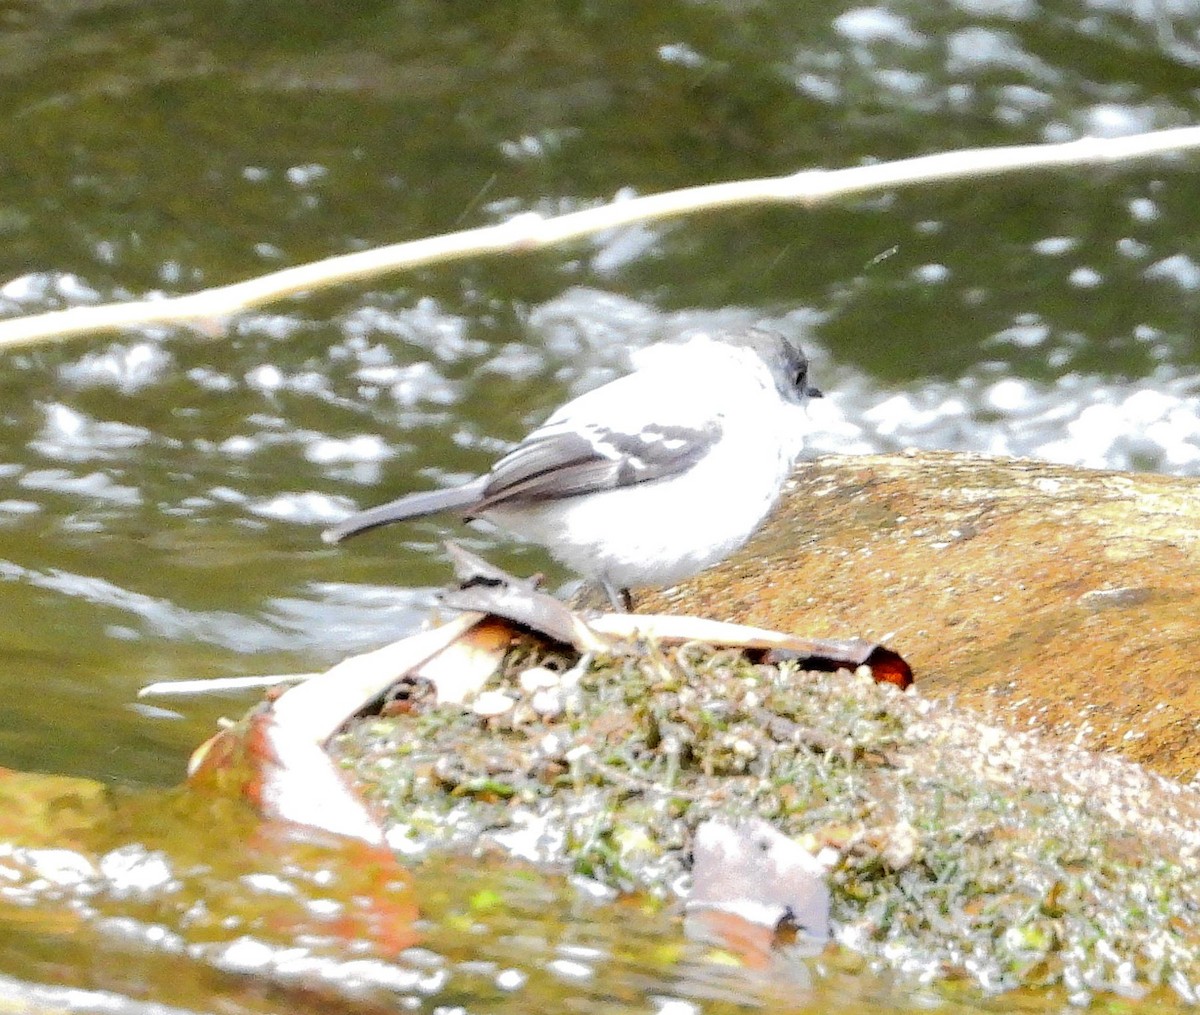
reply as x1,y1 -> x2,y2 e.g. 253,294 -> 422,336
644,451 -> 1200,782
333,628 -> 1200,1003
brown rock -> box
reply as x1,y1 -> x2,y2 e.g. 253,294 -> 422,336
638,451 -> 1200,781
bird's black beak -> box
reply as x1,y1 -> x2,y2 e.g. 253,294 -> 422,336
807,385 -> 823,398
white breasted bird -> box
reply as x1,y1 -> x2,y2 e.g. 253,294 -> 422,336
323,328 -> 822,610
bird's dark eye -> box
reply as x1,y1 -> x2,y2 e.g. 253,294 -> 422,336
796,365 -> 823,399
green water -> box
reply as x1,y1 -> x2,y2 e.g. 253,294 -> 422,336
0,0 -> 1199,1009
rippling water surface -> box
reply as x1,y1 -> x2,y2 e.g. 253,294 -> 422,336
2,0 -> 1200,787
1,5 -> 1200,1006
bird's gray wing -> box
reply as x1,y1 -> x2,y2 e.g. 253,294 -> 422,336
469,421 -> 721,513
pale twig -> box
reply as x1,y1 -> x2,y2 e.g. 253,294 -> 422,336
3,126 -> 1200,351
138,672 -> 319,697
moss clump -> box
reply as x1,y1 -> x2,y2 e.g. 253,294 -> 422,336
331,638 -> 1200,1003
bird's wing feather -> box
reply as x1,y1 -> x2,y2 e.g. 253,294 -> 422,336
470,420 -> 721,512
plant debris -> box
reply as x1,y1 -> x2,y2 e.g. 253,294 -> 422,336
181,553 -> 1200,1004
332,634 -> 1200,1005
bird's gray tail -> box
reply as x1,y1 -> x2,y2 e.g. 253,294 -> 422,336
321,478 -> 487,544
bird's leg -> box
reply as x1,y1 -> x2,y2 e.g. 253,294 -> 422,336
601,578 -> 632,613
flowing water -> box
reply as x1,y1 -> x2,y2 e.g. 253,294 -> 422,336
0,0 -> 1198,1009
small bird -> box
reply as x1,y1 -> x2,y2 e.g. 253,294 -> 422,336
323,328 -> 822,610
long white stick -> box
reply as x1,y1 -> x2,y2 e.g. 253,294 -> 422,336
3,125 -> 1199,351
138,672 -> 318,697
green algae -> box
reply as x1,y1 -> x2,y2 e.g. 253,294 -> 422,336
332,637 -> 1200,1005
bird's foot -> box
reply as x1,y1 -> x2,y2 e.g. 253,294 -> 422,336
601,579 -> 633,613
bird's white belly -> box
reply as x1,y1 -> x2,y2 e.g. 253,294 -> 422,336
484,419 -> 797,589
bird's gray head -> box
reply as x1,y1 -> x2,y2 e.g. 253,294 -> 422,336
735,328 -> 823,405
